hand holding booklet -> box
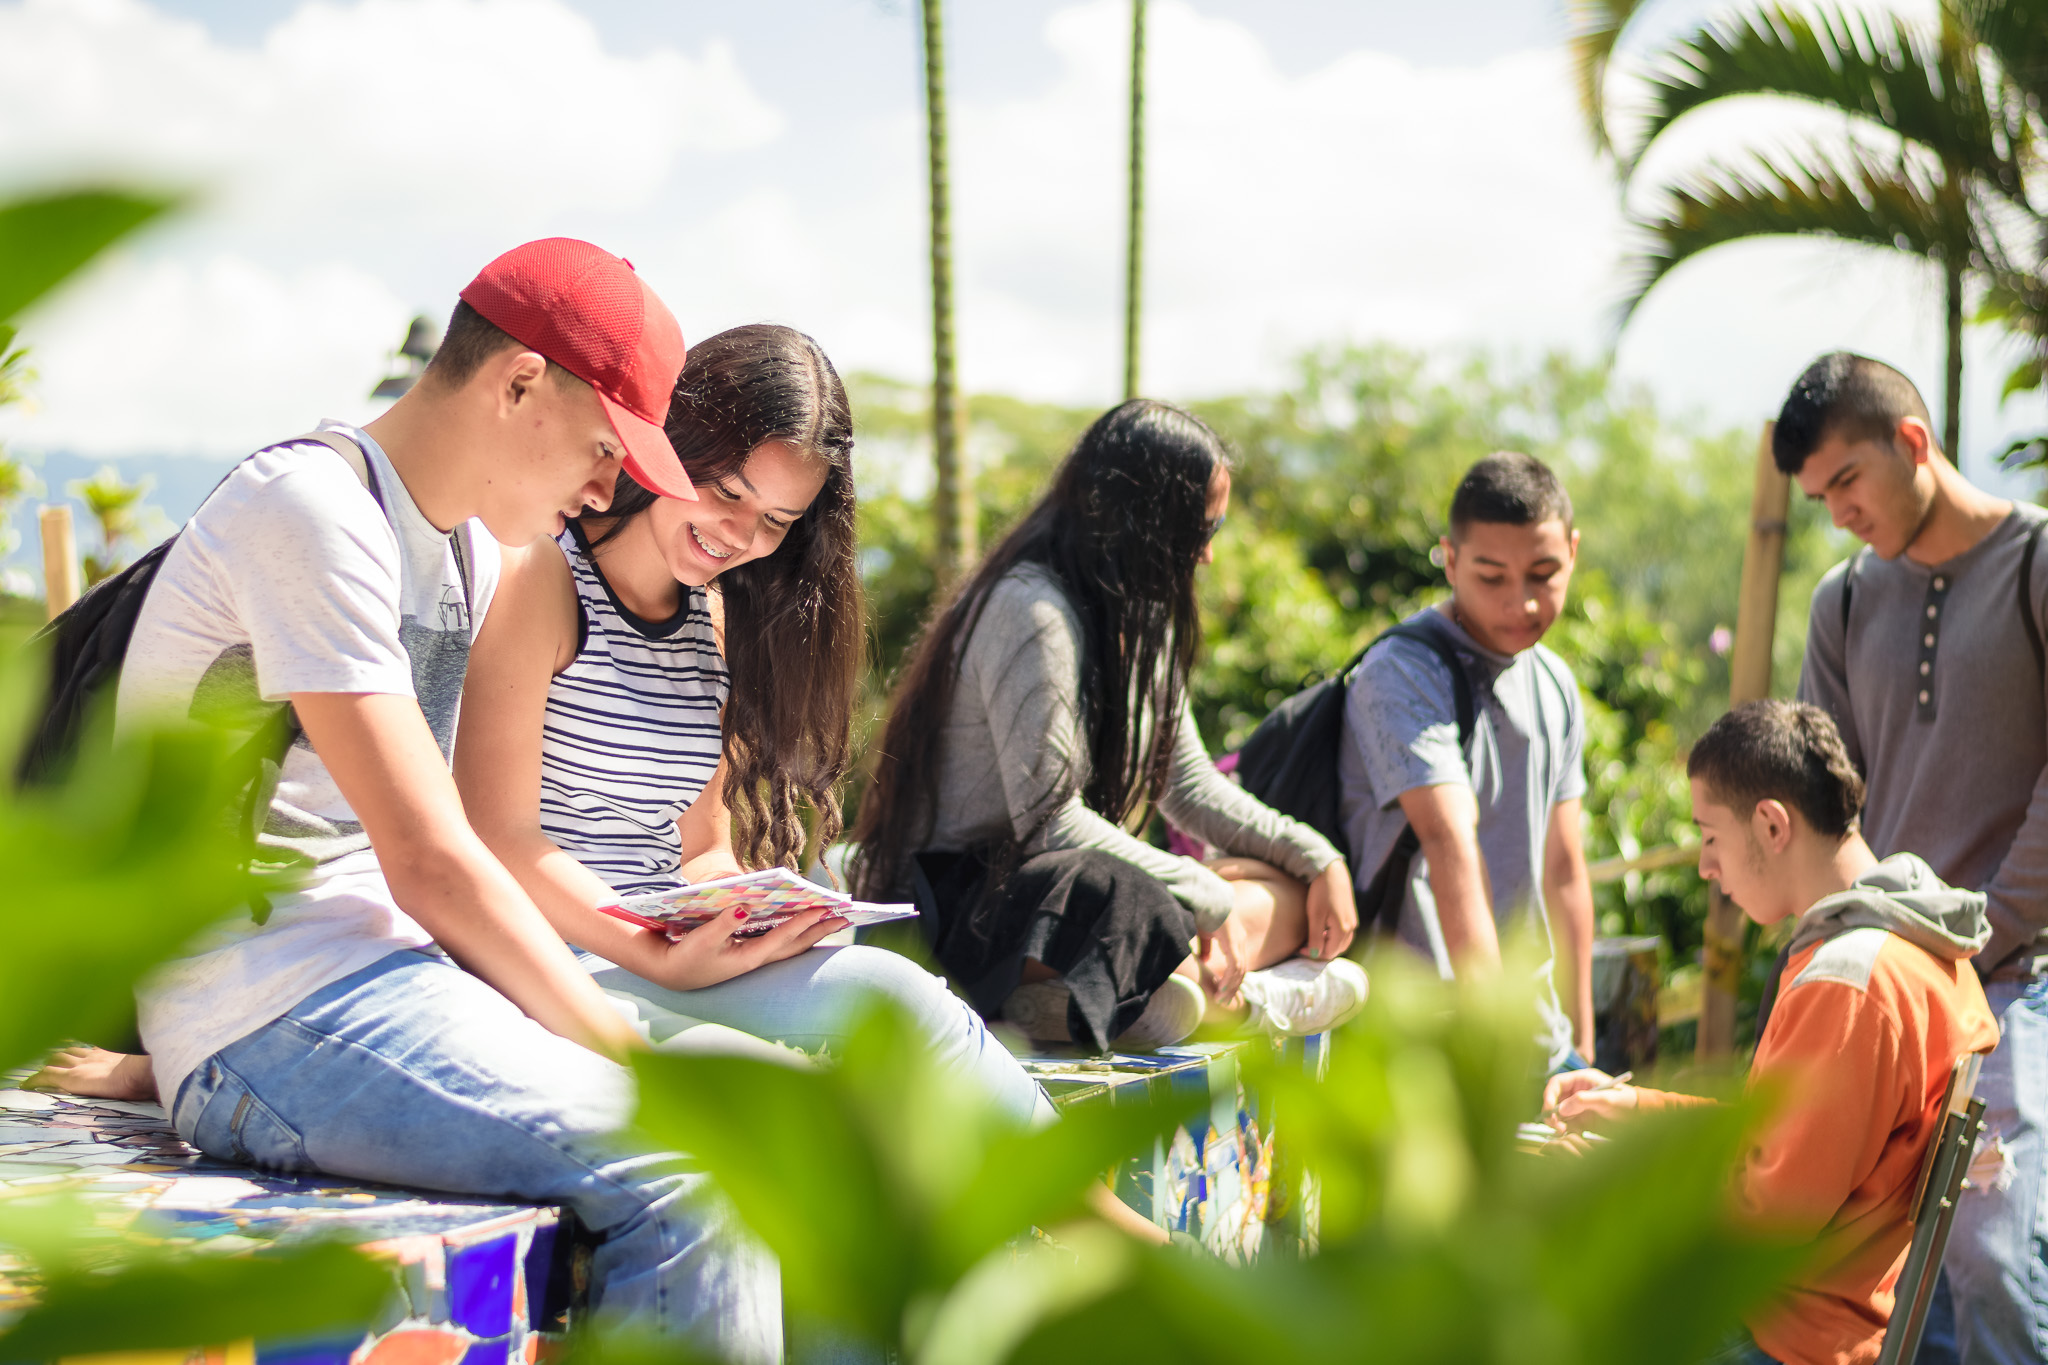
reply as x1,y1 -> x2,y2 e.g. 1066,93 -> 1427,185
596,867 -> 919,939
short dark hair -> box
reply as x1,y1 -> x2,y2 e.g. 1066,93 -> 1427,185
1772,352 -> 1934,475
1686,700 -> 1864,839
421,299 -> 580,392
1448,451 -> 1573,540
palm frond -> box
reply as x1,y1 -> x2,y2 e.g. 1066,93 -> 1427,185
1954,0 -> 2048,112
1624,6 -> 2019,204
1618,146 -> 1964,328
1979,265 -> 2048,400
1567,0 -> 1657,156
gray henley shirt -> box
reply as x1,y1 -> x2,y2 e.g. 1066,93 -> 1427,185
1798,504 -> 2048,972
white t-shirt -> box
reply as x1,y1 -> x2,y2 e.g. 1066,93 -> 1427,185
119,422 -> 501,1107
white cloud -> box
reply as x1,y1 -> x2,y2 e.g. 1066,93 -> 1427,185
624,1 -> 1630,407
1,252 -> 408,454
0,0 -> 779,226
0,0 -> 783,458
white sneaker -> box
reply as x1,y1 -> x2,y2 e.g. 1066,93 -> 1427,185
1237,956 -> 1368,1036
1002,980 -> 1073,1043
1110,973 -> 1205,1051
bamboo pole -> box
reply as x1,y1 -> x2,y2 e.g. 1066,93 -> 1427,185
1122,0 -> 1147,402
1698,422 -> 1790,1060
38,504 -> 80,621
920,0 -> 974,583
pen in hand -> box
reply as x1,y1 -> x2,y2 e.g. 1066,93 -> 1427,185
1547,1070 -> 1633,1129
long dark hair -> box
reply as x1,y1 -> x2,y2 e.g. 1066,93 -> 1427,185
578,324 -> 861,871
851,399 -> 1228,897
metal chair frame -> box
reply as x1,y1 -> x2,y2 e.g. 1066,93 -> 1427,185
1876,1051 -> 1989,1365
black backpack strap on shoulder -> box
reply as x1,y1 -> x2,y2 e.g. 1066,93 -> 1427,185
2019,519 -> 2044,679
1376,620 -> 1477,749
1840,547 -> 1865,637
1352,618 -> 1480,939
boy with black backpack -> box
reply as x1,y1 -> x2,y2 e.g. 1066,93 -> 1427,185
1784,352 -> 2048,1365
46,239 -> 787,1360
1334,452 -> 1595,1068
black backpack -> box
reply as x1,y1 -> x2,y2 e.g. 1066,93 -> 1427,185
1236,620 -> 1475,937
14,431 -> 372,790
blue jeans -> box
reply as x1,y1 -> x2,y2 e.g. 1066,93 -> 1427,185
580,942 -> 1056,1128
171,949 -> 780,1364
1921,977 -> 2048,1364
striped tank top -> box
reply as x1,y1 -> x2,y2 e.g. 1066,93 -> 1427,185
537,523 -> 730,895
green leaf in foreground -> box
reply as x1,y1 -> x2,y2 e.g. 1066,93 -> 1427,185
0,189 -> 180,325
0,1242 -> 392,1360
631,996 -> 1195,1348
0,702 -> 291,1069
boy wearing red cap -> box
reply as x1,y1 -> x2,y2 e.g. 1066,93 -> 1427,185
113,242 -> 781,1357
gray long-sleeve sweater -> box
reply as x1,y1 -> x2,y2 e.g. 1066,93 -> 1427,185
1797,504 -> 2048,972
914,563 -> 1344,933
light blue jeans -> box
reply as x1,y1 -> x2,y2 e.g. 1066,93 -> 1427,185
171,948 -> 778,1363
1917,977 -> 2048,1364
579,941 -> 1056,1128
170,944 -> 1052,1363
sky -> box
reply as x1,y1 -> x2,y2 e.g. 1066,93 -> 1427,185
0,0 -> 2040,507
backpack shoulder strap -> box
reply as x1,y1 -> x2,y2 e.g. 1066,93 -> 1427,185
1373,619 -> 1477,750
283,429 -> 373,493
2020,518 -> 2045,677
1839,547 -> 1865,637
284,428 -> 472,620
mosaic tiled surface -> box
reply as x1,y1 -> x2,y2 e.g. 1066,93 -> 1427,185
0,1085 -> 575,1363
0,1034 -> 1323,1352
1028,1034 -> 1328,1262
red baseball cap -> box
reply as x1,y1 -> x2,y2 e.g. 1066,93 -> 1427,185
459,238 -> 695,501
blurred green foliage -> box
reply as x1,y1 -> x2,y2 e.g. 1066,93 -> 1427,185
0,650 -> 398,1357
850,347 -> 1847,1046
632,1001 -> 1198,1353
0,183 -> 399,1360
617,960 -> 1795,1365
67,464 -> 164,587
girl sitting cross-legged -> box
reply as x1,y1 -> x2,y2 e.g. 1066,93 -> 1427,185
850,399 -> 1368,1054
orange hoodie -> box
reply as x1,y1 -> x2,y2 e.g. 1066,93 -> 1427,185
1638,858 -> 1998,1365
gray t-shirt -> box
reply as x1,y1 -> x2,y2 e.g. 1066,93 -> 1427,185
1336,604 -> 1586,1063
1797,504 -> 2048,971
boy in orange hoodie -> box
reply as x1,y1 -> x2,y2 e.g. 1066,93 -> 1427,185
1545,700 -> 1998,1365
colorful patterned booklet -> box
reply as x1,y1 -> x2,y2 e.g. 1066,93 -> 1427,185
601,867 -> 918,938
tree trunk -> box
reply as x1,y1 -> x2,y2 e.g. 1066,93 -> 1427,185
921,0 -> 973,584
1122,0 -> 1146,403
1944,255 -> 1964,460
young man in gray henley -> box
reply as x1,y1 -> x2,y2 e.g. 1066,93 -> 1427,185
1788,352 -> 2048,1365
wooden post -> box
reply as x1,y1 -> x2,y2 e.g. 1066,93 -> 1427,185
1698,422 -> 1790,1060
38,504 -> 81,621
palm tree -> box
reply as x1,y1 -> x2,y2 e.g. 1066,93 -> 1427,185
1123,0 -> 1147,402
920,0 -> 974,582
1574,0 -> 2043,456
1956,0 -> 2048,455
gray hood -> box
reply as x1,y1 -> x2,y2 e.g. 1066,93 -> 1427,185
1787,852 -> 1990,962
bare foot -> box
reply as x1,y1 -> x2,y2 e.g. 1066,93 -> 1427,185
28,1046 -> 160,1103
